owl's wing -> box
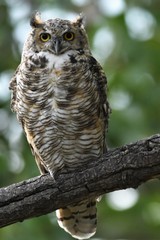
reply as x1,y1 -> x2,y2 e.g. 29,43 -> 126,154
89,56 -> 110,151
9,66 -> 48,174
9,66 -> 20,113
29,144 -> 48,174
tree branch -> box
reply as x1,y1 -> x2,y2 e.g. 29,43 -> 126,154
0,134 -> 160,228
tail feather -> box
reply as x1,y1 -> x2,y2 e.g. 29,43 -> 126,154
56,199 -> 97,239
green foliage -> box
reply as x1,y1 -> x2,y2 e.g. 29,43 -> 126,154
0,0 -> 160,239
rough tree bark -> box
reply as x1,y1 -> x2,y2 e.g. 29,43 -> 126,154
0,134 -> 160,228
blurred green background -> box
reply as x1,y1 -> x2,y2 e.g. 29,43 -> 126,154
0,0 -> 160,239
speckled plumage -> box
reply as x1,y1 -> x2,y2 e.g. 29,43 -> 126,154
10,12 -> 110,239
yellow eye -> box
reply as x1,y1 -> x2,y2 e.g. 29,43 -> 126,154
40,33 -> 51,42
63,32 -> 75,41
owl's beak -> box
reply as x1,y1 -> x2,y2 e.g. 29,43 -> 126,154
53,38 -> 61,55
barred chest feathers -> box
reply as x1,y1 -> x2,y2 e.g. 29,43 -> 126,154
17,49 -> 104,175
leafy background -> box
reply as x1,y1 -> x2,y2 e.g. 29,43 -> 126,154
0,0 -> 160,239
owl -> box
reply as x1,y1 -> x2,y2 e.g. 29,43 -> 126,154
9,12 -> 110,239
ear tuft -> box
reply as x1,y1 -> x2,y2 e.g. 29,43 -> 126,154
30,11 -> 44,28
73,13 -> 85,27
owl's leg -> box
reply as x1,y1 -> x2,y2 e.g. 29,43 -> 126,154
48,167 -> 67,180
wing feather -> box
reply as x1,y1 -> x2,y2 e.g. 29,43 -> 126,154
88,56 -> 110,151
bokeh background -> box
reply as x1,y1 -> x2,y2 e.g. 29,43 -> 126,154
0,0 -> 160,239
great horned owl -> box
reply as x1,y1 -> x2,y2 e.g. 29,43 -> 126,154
10,12 -> 110,239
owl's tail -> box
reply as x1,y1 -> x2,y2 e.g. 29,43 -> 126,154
56,199 -> 97,239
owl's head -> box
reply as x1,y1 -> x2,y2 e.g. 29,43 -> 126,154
27,12 -> 90,55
